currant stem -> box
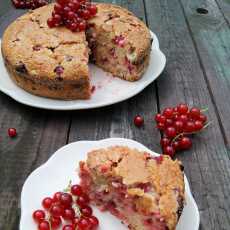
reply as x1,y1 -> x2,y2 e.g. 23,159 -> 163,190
172,121 -> 212,143
201,107 -> 209,113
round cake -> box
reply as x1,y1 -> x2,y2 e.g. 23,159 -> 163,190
1,3 -> 151,100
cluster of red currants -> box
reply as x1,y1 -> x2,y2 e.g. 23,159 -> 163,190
155,103 -> 208,157
12,0 -> 48,9
33,183 -> 99,230
47,0 -> 97,32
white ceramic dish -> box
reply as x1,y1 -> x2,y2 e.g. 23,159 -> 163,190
20,138 -> 199,230
0,32 -> 166,110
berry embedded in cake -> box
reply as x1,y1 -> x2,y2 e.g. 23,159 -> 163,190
2,2 -> 152,100
79,146 -> 185,230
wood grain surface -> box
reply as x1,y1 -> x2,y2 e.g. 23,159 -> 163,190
0,0 -> 229,229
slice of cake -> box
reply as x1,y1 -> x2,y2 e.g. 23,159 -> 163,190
87,3 -> 151,81
79,146 -> 185,230
1,4 -> 90,100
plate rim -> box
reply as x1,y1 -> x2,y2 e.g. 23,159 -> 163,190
0,31 -> 166,110
20,138 -> 200,230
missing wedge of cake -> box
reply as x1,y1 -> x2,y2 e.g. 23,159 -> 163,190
79,146 -> 185,230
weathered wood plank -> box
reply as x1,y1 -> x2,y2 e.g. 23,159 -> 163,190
215,0 -> 230,25
69,0 -> 161,152
144,0 -> 230,229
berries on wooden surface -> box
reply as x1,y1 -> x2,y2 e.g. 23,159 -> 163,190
155,103 -> 210,157
8,128 -> 17,137
134,115 -> 144,127
32,183 -> 99,230
47,0 -> 98,31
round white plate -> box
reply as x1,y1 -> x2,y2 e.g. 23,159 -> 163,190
0,32 -> 166,110
20,138 -> 199,230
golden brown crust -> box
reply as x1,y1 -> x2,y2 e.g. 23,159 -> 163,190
1,3 -> 151,99
85,146 -> 185,230
1,4 -> 90,100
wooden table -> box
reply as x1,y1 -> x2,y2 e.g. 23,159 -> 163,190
0,0 -> 230,229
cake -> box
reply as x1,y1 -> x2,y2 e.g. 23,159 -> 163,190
1,3 -> 151,100
79,146 -> 185,230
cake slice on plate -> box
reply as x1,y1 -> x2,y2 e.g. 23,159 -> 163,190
79,146 -> 185,230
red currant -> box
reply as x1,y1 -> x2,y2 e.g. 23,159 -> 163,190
134,115 -> 144,127
165,118 -> 173,127
174,120 -> 184,132
172,141 -> 180,151
160,137 -> 170,147
8,128 -> 17,137
198,114 -> 207,123
62,225 -> 75,230
88,4 -> 97,16
54,3 -> 63,14
33,210 -> 45,223
72,217 -> 80,226
71,184 -> 83,196
63,208 -> 75,220
38,220 -> 50,230
60,193 -> 73,208
177,103 -> 188,114
50,204 -> 64,217
155,113 -> 161,122
184,121 -> 195,133
88,216 -> 99,229
42,197 -> 53,210
163,107 -> 174,118
53,192 -> 62,202
157,122 -> 165,130
78,217 -> 92,230
76,194 -> 89,207
163,146 -> 175,157
47,18 -> 55,28
178,114 -> 188,123
165,126 -> 177,138
50,216 -> 62,229
194,120 -> 203,131
81,206 -> 93,217
189,107 -> 200,119
79,21 -> 86,31
179,137 -> 192,150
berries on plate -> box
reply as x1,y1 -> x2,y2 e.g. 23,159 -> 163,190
47,0 -> 98,31
32,182 -> 99,230
155,103 -> 209,157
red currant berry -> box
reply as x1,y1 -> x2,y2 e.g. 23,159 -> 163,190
81,206 -> 93,217
177,103 -> 188,114
178,114 -> 188,123
78,217 -> 92,230
198,114 -> 207,123
69,22 -> 78,31
60,193 -> 73,208
165,118 -> 174,127
53,192 -> 62,202
72,217 -> 80,226
88,4 -> 97,16
179,137 -> 192,150
134,115 -> 144,127
157,122 -> 165,130
82,9 -> 90,20
33,210 -> 45,223
160,137 -> 170,147
174,120 -> 184,132
38,220 -> 50,230
76,194 -> 89,207
54,4 -> 63,14
155,113 -> 162,122
47,18 -> 55,28
63,208 -> 75,220
158,115 -> 166,123
79,21 -> 86,31
50,216 -> 62,229
50,204 -> 64,217
165,126 -> 177,138
194,120 -> 204,131
62,225 -> 75,230
72,0 -> 80,11
189,107 -> 201,119
57,0 -> 68,6
71,184 -> 83,196
88,216 -> 99,229
184,121 -> 195,133
53,14 -> 62,26
172,141 -> 180,151
42,197 -> 53,210
67,11 -> 76,20
163,146 -> 175,157
163,107 -> 174,118
8,128 -> 17,137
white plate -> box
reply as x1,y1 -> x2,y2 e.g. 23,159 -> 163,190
0,32 -> 166,110
20,138 -> 199,230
